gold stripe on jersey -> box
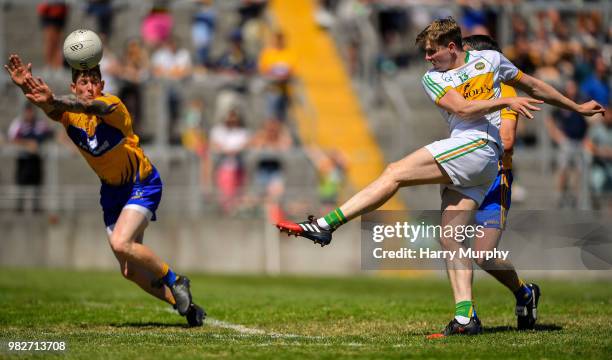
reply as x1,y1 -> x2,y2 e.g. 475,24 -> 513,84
60,93 -> 153,185
500,83 -> 519,170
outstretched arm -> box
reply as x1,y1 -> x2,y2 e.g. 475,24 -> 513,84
23,76 -> 117,119
438,88 -> 543,120
510,74 -> 605,116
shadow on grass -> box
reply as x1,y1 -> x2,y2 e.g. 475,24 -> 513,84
485,323 -> 562,334
110,322 -> 189,329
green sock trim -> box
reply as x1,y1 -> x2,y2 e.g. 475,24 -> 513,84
455,300 -> 473,318
323,208 -> 347,229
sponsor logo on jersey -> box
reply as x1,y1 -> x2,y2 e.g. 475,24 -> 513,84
475,62 -> 485,70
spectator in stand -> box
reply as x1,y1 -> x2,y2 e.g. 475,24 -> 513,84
215,30 -> 256,76
210,108 -> 251,214
545,80 -> 589,208
249,118 -> 293,222
580,55 -> 610,108
99,34 -> 121,96
7,103 -> 54,212
258,31 -> 296,122
304,146 -> 347,213
141,1 -> 173,50
504,34 -> 537,75
152,37 -> 193,144
191,0 -> 216,69
458,0 -> 493,36
585,108 -> 612,211
118,38 -> 150,141
181,99 -> 210,195
239,0 -> 269,58
238,0 -> 268,27
86,0 -> 115,40
37,0 -> 69,71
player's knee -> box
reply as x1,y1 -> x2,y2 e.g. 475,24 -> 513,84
383,162 -> 402,183
110,236 -> 133,258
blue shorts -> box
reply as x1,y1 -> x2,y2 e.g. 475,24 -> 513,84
475,168 -> 513,229
100,167 -> 163,228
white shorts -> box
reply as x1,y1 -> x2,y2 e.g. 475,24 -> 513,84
425,137 -> 500,206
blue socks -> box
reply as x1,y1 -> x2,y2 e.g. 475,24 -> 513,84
162,265 -> 177,287
514,281 -> 533,306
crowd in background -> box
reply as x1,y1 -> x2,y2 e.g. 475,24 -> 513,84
4,0 -> 348,219
3,0 -> 611,213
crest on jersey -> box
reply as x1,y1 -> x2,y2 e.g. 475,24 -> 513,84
87,135 -> 98,150
475,62 -> 485,70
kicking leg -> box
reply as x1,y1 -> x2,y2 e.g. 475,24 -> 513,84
277,147 -> 451,245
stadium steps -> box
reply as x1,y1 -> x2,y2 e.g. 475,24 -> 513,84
268,0 -> 404,211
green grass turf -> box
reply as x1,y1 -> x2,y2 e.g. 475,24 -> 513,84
0,268 -> 611,359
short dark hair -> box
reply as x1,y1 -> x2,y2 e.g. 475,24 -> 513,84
71,65 -> 102,83
462,35 -> 501,53
415,17 -> 462,50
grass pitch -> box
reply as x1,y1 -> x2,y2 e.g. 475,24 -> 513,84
1,268 -> 611,359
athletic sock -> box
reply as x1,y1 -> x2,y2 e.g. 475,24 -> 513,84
455,300 -> 474,325
161,263 -> 177,287
318,208 -> 347,230
514,279 -> 533,306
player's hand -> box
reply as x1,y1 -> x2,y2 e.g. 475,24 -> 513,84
577,100 -> 605,116
3,54 -> 32,88
23,75 -> 54,106
506,97 -> 543,120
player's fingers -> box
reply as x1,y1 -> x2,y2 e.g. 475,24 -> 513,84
527,98 -> 544,104
525,103 -> 541,111
24,76 -> 37,89
519,106 -> 533,119
37,77 -> 45,86
27,63 -> 32,72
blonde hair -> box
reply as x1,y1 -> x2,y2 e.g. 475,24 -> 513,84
415,17 -> 463,50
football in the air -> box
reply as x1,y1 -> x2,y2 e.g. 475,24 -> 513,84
62,29 -> 103,70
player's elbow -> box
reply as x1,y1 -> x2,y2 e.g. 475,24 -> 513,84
456,107 -> 480,120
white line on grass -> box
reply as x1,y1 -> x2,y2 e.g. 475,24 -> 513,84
159,307 -> 366,346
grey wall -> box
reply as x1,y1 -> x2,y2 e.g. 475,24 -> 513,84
0,212 -> 362,275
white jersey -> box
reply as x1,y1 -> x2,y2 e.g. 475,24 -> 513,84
421,50 -> 523,144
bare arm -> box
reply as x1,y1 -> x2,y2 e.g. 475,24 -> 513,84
510,74 -> 605,116
500,116 -> 519,153
23,76 -> 117,119
438,89 -> 543,120
50,94 -> 118,117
